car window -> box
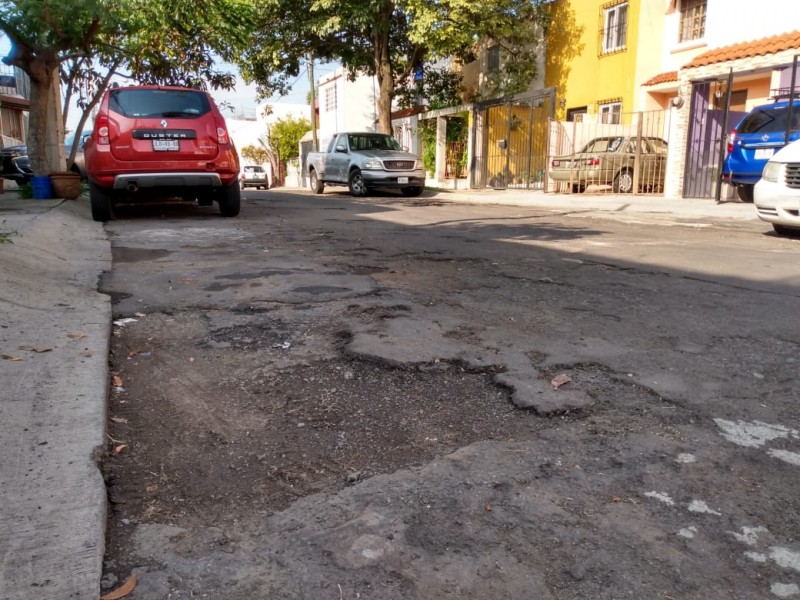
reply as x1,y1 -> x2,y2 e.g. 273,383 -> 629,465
244,166 -> 264,173
347,134 -> 402,151
109,89 -> 211,119
738,105 -> 800,134
581,137 -> 623,153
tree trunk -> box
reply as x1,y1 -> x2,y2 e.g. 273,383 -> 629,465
373,2 -> 394,134
21,53 -> 64,177
27,66 -> 55,176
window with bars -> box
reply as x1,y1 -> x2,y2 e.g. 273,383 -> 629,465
679,0 -> 706,42
324,85 -> 337,112
599,101 -> 622,124
602,2 -> 628,53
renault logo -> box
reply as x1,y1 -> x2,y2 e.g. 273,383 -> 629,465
161,120 -> 168,129
761,134 -> 770,142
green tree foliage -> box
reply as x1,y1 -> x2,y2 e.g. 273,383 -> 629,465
395,67 -> 464,111
241,144 -> 270,165
268,115 -> 310,162
239,0 -> 552,134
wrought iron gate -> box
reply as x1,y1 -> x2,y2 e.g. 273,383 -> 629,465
472,92 -> 554,189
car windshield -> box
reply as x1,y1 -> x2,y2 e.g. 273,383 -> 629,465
738,105 -> 800,134
347,134 -> 401,151
109,89 -> 211,119
580,137 -> 623,153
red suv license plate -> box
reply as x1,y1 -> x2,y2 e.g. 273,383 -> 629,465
153,139 -> 180,151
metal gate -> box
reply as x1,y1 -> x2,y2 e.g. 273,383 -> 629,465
473,92 -> 554,189
683,81 -> 746,198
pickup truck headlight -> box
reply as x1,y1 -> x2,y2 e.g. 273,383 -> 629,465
362,159 -> 383,170
414,160 -> 424,170
761,160 -> 782,183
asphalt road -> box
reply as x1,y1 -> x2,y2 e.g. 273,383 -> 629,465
99,189 -> 800,599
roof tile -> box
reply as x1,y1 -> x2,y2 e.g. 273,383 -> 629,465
643,71 -> 678,86
684,30 -> 800,69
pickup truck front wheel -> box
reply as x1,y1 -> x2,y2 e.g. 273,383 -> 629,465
348,168 -> 368,197
310,169 -> 325,194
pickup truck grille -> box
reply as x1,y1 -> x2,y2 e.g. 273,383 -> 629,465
384,160 -> 415,171
786,163 -> 800,189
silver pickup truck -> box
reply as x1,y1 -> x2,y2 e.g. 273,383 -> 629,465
306,132 -> 426,197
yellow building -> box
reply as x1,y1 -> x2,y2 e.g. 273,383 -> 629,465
546,0 -> 664,123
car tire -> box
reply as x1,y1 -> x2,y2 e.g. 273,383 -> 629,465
310,169 -> 325,194
737,184 -> 754,203
348,168 -> 368,197
218,181 -> 241,217
401,187 -> 423,197
612,169 -> 634,193
89,182 -> 113,222
239,180 -> 246,190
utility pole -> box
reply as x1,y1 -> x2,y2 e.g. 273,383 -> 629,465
307,54 -> 318,152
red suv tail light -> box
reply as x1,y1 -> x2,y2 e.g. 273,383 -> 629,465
214,118 -> 229,144
96,115 -> 110,145
727,129 -> 736,155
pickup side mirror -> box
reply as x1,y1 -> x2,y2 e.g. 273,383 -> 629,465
335,145 -> 347,153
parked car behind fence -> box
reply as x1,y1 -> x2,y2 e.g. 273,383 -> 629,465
549,135 -> 668,194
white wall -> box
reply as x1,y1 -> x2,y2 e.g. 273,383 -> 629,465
318,66 -> 378,146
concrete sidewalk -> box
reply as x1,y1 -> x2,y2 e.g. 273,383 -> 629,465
0,195 -> 111,600
0,184 -> 757,600
428,186 -> 758,222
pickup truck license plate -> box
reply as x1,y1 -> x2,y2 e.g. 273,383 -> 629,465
754,148 -> 774,160
153,139 -> 180,151
398,177 -> 409,184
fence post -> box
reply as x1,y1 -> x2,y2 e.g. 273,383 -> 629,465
632,112 -> 643,194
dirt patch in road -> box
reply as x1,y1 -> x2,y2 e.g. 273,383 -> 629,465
102,311 -> 545,573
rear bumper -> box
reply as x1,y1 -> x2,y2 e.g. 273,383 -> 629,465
112,172 -> 222,190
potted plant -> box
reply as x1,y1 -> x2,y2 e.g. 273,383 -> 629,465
48,171 -> 82,199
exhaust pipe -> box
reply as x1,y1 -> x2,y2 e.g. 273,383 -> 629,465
126,182 -> 139,193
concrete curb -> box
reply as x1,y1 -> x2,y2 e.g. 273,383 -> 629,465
425,188 -> 758,222
0,198 -> 111,600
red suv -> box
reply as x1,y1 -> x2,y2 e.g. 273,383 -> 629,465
84,85 -> 241,221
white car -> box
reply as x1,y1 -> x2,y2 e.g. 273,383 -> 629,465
240,165 -> 267,190
754,138 -> 800,236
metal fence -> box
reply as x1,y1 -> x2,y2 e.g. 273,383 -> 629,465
547,109 -> 669,195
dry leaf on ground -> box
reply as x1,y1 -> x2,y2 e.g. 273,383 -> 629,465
1,354 -> 24,361
67,332 -> 87,340
100,573 -> 137,599
110,417 -> 128,424
112,375 -> 123,387
18,345 -> 53,353
550,373 -> 572,390
114,444 -> 128,455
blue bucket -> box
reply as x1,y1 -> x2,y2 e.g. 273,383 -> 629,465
31,176 -> 52,200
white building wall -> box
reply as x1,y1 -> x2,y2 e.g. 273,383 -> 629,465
318,67 -> 379,149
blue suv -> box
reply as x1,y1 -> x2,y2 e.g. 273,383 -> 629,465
723,98 -> 800,202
